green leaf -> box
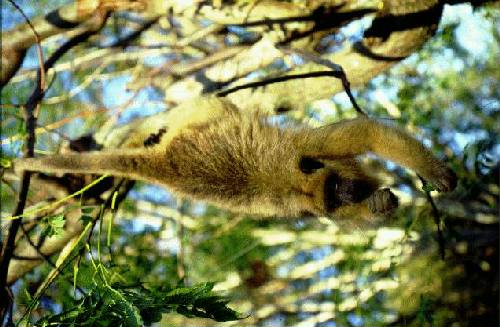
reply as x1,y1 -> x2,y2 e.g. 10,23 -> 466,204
117,282 -> 243,324
422,183 -> 436,193
46,214 -> 65,237
81,215 -> 93,226
103,284 -> 143,327
81,207 -> 95,215
0,157 -> 12,169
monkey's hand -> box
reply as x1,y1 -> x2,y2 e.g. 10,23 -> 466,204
421,164 -> 457,193
367,188 -> 398,214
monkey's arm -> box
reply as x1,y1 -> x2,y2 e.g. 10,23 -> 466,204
311,117 -> 457,192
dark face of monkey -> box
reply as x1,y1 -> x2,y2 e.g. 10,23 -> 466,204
298,156 -> 378,216
323,172 -> 376,211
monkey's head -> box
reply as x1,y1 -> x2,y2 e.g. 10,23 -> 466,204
245,151 -> 380,217
282,156 -> 379,217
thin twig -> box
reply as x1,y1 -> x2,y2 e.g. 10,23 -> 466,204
19,225 -> 87,295
1,108 -> 107,145
418,175 -> 446,260
285,48 -> 367,116
108,18 -> 158,48
217,71 -> 367,115
0,103 -> 25,110
228,5 -> 361,27
85,180 -> 135,248
76,180 -> 134,272
5,0 -> 46,105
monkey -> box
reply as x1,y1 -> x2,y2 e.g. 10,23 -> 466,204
14,96 -> 457,220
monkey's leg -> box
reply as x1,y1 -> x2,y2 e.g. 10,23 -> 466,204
311,117 -> 457,192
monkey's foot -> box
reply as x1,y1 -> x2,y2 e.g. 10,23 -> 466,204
424,165 -> 458,193
368,188 -> 398,214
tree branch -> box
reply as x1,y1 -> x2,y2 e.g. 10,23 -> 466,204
0,28 -> 99,322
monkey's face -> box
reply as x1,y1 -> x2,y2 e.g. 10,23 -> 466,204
293,156 -> 378,216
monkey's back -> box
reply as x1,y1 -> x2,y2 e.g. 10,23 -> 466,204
161,112 -> 308,215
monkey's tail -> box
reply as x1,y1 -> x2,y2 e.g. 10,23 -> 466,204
13,150 -> 153,182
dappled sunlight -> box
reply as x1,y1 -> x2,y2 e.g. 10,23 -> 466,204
1,1 -> 497,326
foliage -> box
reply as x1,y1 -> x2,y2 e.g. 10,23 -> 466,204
28,248 -> 241,327
34,276 -> 241,326
43,214 -> 66,238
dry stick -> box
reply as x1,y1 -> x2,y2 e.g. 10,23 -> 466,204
1,0 -> 46,319
5,287 -> 14,326
228,5 -> 367,27
107,18 -> 158,48
1,108 -> 107,145
0,173 -> 31,318
217,71 -> 367,116
5,0 -> 46,104
0,30 -> 97,321
285,48 -> 367,116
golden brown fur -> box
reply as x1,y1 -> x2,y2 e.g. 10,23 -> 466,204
15,97 -> 457,219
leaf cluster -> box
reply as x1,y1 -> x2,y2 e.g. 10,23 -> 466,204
34,268 -> 242,327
